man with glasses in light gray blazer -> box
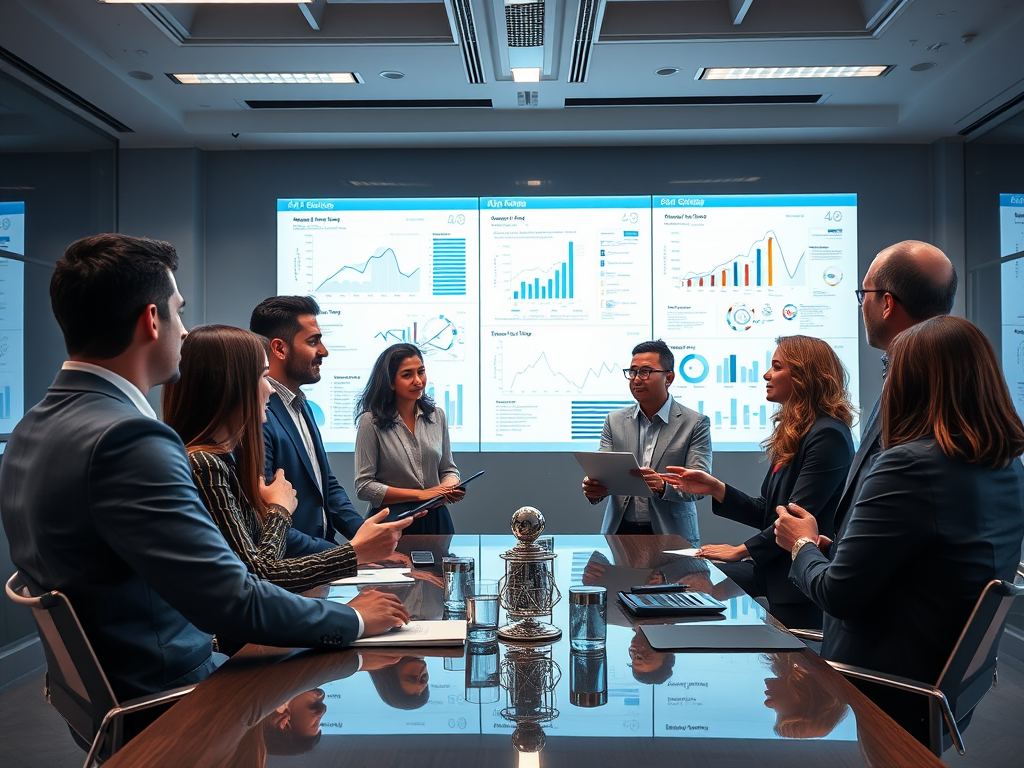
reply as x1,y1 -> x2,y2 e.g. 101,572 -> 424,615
582,340 -> 712,545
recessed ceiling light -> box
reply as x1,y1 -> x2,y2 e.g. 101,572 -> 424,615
696,65 -> 893,80
511,67 -> 542,83
169,73 -> 360,85
910,62 -> 937,72
128,71 -> 153,81
656,67 -> 680,76
379,71 -> 406,80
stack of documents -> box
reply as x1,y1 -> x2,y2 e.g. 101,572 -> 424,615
330,569 -> 415,586
351,620 -> 467,647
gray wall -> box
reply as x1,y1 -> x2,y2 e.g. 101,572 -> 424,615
118,143 -> 947,540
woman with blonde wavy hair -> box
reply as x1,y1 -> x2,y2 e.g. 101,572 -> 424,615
663,335 -> 854,629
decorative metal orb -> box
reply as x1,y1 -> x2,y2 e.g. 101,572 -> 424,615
511,723 -> 547,753
510,506 -> 546,542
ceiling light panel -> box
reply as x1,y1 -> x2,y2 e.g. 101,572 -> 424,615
170,73 -> 359,85
697,65 -> 892,80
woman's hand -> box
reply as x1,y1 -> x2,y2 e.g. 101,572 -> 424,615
259,468 -> 297,515
662,467 -> 727,502
695,543 -> 748,562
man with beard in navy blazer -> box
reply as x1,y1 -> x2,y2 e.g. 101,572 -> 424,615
250,296 -> 366,557
0,235 -> 411,740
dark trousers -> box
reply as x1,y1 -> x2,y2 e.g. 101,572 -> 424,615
615,519 -> 654,535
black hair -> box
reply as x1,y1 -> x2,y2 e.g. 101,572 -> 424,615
50,233 -> 178,359
249,295 -> 321,344
631,339 -> 674,372
631,653 -> 676,685
354,343 -> 435,426
368,657 -> 430,710
873,246 -> 958,321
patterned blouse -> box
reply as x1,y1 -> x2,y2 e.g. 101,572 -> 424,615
189,450 -> 357,592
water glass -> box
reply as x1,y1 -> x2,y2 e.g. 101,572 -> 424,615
467,579 -> 500,639
442,556 -> 475,611
570,648 -> 608,708
465,637 -> 500,704
569,586 -> 607,652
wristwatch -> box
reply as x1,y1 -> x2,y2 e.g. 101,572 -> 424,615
791,536 -> 816,561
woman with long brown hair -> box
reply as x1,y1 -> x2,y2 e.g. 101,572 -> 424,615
663,335 -> 855,629
776,316 -> 1024,743
163,325 -> 363,593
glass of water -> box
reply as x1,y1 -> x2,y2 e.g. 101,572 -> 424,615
570,647 -> 608,708
569,585 -> 607,652
467,579 -> 500,640
442,556 -> 475,611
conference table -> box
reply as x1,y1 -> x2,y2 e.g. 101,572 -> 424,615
105,534 -> 945,768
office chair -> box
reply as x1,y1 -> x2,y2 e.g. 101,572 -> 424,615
790,562 -> 1024,757
5,572 -> 195,768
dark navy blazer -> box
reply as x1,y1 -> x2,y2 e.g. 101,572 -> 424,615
0,370 -> 360,702
263,392 -> 364,557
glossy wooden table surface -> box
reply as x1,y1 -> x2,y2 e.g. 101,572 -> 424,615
105,535 -> 945,768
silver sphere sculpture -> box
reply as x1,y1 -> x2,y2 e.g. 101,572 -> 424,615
510,506 -> 545,543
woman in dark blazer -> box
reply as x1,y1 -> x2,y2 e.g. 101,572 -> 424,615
776,316 -> 1024,744
664,335 -> 854,629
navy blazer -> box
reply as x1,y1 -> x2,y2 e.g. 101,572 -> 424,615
0,370 -> 361,702
263,391 -> 364,557
714,414 -> 853,608
791,439 -> 1024,691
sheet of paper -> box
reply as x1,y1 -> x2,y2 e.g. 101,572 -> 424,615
331,569 -> 414,586
350,620 -> 467,647
573,451 -> 654,497
665,548 -> 701,557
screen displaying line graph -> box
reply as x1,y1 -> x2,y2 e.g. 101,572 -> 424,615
277,199 -> 479,450
653,195 -> 860,450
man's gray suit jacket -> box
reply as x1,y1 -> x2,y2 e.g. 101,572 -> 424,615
597,399 -> 712,543
0,370 -> 360,702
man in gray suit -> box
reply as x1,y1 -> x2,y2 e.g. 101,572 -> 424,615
0,234 -> 411,726
582,340 -> 712,543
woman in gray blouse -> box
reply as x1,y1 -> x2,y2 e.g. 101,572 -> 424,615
354,343 -> 463,535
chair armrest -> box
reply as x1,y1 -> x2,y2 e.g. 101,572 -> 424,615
823,661 -> 965,755
788,628 -> 823,642
116,684 -> 196,716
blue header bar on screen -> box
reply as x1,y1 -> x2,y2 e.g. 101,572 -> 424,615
1000,194 -> 1024,207
653,194 -> 857,208
480,196 -> 650,210
0,202 -> 25,215
278,198 -> 478,212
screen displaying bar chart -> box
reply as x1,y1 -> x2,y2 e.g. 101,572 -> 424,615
480,197 -> 652,450
654,195 -> 860,449
277,199 -> 480,450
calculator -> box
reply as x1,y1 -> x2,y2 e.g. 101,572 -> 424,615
617,590 -> 727,617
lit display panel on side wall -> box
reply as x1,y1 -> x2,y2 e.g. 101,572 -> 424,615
0,202 -> 26,434
277,199 -> 480,451
652,195 -> 860,451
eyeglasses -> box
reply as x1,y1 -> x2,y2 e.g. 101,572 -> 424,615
854,288 -> 901,306
623,367 -> 670,381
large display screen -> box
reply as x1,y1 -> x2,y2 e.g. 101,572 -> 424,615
1000,196 -> 1024,425
0,202 -> 26,434
278,195 -> 860,452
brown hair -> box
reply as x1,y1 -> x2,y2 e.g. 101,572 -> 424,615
883,316 -> 1024,467
763,655 -> 849,739
764,335 -> 854,466
163,325 -> 270,519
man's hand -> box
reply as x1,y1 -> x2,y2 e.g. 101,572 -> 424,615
582,560 -> 607,585
630,467 -> 666,496
661,467 -> 726,502
695,543 -> 748,563
582,475 -> 608,502
774,503 -> 820,552
350,508 -> 418,564
347,589 -> 410,636
816,535 -> 833,557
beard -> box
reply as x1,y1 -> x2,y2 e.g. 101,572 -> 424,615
285,352 -> 321,386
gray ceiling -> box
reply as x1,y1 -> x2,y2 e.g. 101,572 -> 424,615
1,0 -> 1023,150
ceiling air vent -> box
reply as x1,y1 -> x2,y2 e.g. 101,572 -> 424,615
569,0 -> 604,84
518,91 -> 539,106
244,99 -> 492,110
506,1 -> 545,47
450,0 -> 486,84
564,94 -> 824,107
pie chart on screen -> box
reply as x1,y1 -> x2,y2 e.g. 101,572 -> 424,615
308,400 -> 326,427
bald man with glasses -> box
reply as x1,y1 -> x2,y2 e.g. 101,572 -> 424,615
582,339 -> 712,543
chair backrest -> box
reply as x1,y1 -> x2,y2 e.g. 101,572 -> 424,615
936,576 -> 1024,721
5,571 -> 119,743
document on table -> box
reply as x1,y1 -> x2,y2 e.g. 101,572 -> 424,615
665,548 -> 701,558
330,569 -> 415,586
574,451 -> 654,497
350,620 -> 467,647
